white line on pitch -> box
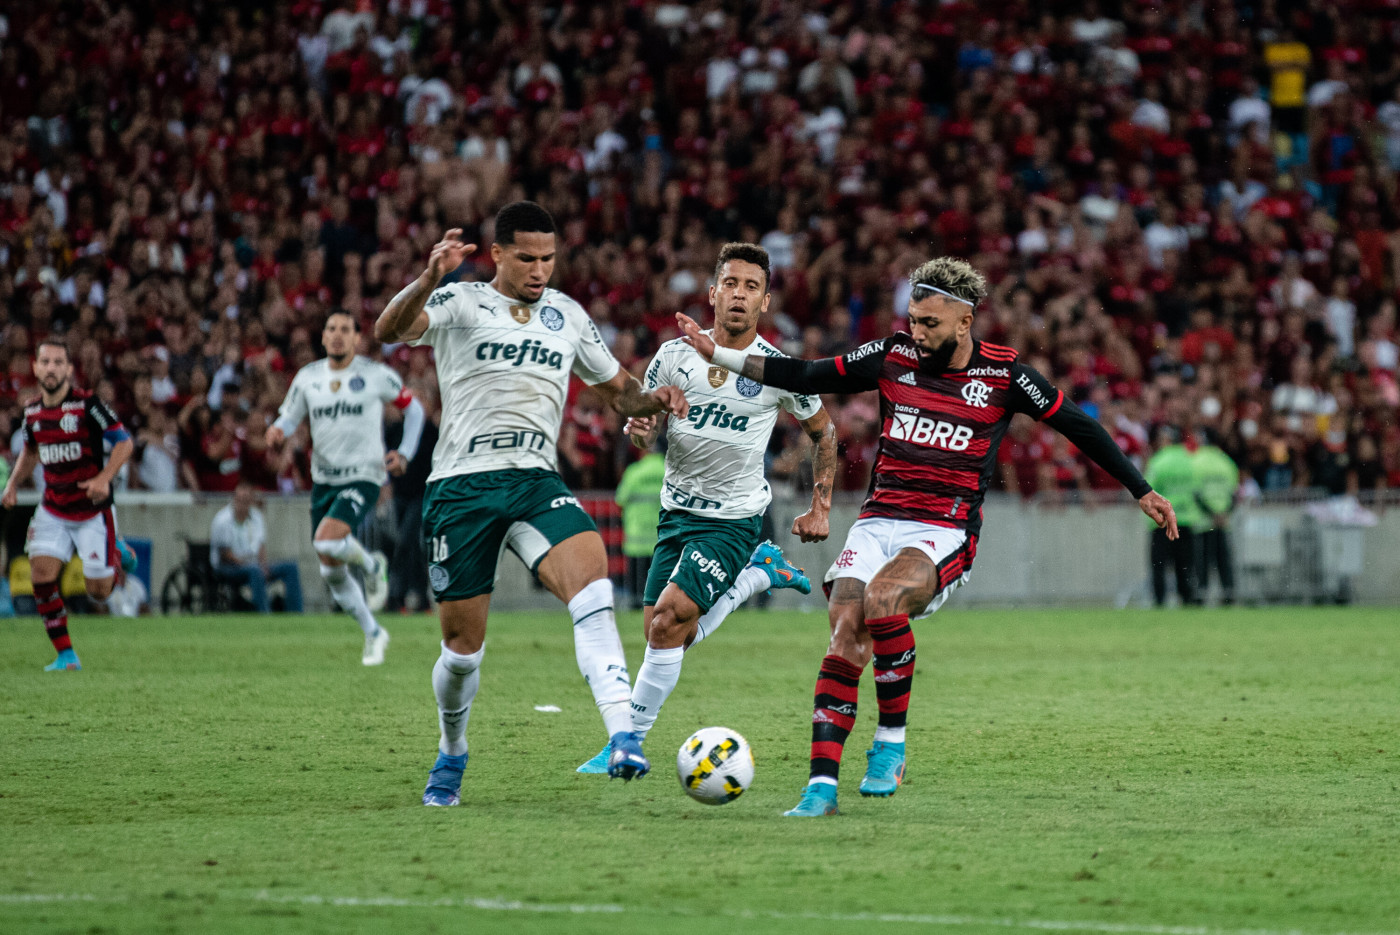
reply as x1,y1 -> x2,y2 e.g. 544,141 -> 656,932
2,890 -> 1396,935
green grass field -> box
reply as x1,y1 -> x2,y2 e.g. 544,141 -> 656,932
1,606 -> 1397,935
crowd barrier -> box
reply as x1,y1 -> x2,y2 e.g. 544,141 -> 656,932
3,490 -> 1394,614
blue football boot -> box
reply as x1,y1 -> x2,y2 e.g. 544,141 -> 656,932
748,541 -> 811,595
783,782 -> 839,817
116,538 -> 138,574
577,742 -> 611,774
606,732 -> 649,781
422,751 -> 467,806
44,649 -> 82,672
859,741 -> 906,797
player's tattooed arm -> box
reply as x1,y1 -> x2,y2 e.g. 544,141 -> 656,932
375,228 -> 477,343
792,409 -> 837,542
596,369 -> 690,420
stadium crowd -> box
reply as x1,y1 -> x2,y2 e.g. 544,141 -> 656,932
1,0 -> 1398,505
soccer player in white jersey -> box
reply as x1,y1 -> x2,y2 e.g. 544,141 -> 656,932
266,311 -> 425,665
374,201 -> 689,804
575,242 -> 838,775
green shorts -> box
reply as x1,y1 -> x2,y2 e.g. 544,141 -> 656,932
642,509 -> 763,613
311,481 -> 381,531
422,468 -> 598,602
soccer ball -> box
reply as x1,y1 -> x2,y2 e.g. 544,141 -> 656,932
676,727 -> 754,805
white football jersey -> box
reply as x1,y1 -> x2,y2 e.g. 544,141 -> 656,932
276,356 -> 408,486
410,281 -> 621,481
646,333 -> 822,520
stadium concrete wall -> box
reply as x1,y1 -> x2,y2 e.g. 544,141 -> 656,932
16,490 -> 1391,613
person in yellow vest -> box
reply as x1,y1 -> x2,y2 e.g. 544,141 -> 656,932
1143,426 -> 1204,606
1193,436 -> 1241,605
1264,25 -> 1310,155
614,443 -> 666,610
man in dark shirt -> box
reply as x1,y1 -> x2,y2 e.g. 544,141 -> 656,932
679,256 -> 1178,817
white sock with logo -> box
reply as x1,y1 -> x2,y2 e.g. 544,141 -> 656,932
320,563 -> 379,637
314,535 -> 374,572
689,565 -> 770,648
568,579 -> 633,737
433,643 -> 483,757
628,644 -> 684,740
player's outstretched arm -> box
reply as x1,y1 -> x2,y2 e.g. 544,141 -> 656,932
675,312 -> 882,395
375,229 -> 477,343
791,408 -> 837,542
595,369 -> 689,420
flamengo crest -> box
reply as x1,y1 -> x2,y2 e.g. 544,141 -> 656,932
962,379 -> 992,408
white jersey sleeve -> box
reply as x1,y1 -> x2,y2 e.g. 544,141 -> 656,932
571,311 -> 621,386
371,361 -> 408,406
409,283 -> 477,348
274,369 -> 310,434
776,383 -> 823,421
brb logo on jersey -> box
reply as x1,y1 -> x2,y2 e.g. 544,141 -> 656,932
888,405 -> 973,450
961,379 -> 992,408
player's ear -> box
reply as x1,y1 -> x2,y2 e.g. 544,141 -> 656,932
490,242 -> 503,265
958,309 -> 974,337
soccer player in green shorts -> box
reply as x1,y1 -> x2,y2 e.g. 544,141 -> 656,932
576,243 -> 838,773
267,310 -> 425,665
374,202 -> 689,804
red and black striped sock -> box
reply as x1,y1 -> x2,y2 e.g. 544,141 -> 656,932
34,581 -> 72,653
868,613 -> 915,732
809,654 -> 863,782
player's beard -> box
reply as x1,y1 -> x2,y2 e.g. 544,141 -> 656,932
39,374 -> 68,395
328,351 -> 351,365
916,337 -> 958,375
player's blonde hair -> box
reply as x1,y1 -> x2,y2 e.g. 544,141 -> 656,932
909,257 -> 988,307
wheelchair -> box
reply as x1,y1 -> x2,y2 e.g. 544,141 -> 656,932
159,539 -> 237,615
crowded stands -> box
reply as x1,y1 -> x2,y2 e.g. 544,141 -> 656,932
1,0 -> 1397,504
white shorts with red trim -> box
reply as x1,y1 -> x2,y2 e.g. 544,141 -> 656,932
26,505 -> 120,580
824,517 -> 975,618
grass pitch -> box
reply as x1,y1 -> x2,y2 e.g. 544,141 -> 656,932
1,606 -> 1397,935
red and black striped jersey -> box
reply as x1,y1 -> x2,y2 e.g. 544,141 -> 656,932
21,388 -> 124,521
760,333 -> 1152,536
832,335 -> 1061,533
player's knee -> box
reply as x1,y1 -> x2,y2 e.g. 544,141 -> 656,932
87,577 -> 115,600
647,606 -> 694,649
862,579 -> 912,618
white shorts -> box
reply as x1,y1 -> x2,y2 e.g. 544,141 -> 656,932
824,517 -> 976,618
26,505 -> 120,580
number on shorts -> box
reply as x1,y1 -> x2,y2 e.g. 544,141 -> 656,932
431,535 -> 450,563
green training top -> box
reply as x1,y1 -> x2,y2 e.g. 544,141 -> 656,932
615,452 -> 667,558
1193,445 -> 1240,523
1144,444 -> 1206,530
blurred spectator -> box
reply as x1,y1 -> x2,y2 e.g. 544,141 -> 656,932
0,0 -> 1394,514
209,482 -> 304,614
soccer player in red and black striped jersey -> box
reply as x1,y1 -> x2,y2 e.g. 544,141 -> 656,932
1,339 -> 134,671
678,257 -> 1179,817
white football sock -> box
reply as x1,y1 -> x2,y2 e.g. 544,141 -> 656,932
313,535 -> 374,571
568,579 -> 633,737
690,565 -> 770,648
629,644 -> 684,740
433,643 -> 483,757
873,726 -> 907,744
320,563 -> 379,637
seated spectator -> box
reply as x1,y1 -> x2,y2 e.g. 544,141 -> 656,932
209,482 -> 304,614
